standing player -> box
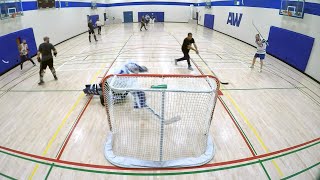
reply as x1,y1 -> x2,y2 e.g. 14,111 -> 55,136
145,14 -> 150,26
250,34 -> 267,72
175,33 -> 199,70
140,16 -> 147,31
37,36 -> 58,85
96,18 -> 102,35
88,19 -> 98,42
19,39 -> 36,70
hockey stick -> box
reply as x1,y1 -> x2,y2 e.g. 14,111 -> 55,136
146,106 -> 181,125
196,54 -> 229,85
252,20 -> 269,46
252,20 -> 264,39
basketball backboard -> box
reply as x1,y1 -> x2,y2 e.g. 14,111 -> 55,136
279,0 -> 305,18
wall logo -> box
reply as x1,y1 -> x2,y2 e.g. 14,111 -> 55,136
227,12 -> 243,27
2,59 -> 9,64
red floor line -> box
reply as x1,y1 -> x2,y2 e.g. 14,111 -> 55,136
191,59 -> 256,156
56,97 -> 93,160
0,137 -> 319,171
56,58 -> 117,160
218,97 -> 256,156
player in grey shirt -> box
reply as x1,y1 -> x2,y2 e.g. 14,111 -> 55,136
37,36 -> 58,85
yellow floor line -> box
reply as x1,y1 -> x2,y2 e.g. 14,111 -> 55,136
201,64 -> 284,177
28,65 -> 104,179
223,91 -> 284,177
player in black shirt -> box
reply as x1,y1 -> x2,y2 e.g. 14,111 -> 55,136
175,33 -> 198,70
37,36 -> 58,85
88,20 -> 98,42
140,16 -> 147,31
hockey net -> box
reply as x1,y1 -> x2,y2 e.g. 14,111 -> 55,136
102,74 -> 219,168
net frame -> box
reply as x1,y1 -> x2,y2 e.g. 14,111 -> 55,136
102,74 -> 220,168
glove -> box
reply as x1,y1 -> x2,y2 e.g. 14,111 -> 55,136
54,52 -> 57,57
37,57 -> 41,62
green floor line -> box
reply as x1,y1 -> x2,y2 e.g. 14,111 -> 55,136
0,90 -> 83,92
0,108 -> 318,176
280,162 -> 320,180
219,97 -> 257,154
45,163 -> 54,180
259,160 -> 272,180
0,172 -> 17,180
219,97 -> 271,179
221,87 -> 306,91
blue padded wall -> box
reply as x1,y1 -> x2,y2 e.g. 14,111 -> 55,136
0,28 -> 37,75
88,15 -> 99,27
204,14 -> 214,29
138,12 -> 164,22
266,26 -> 314,72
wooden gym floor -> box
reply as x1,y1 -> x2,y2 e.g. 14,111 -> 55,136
0,23 -> 319,180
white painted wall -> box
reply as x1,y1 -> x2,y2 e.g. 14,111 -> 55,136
197,6 -> 320,81
107,5 -> 192,22
0,0 -> 107,45
105,0 -> 197,22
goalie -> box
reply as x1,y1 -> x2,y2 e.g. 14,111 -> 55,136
102,61 -> 148,106
107,62 -> 181,124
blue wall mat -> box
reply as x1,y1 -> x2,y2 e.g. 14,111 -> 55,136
138,12 -> 164,22
123,11 -> 133,23
267,26 -> 314,72
88,15 -> 99,27
204,14 -> 214,29
0,28 -> 37,75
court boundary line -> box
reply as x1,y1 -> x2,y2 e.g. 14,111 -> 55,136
0,140 -> 318,175
55,33 -> 134,160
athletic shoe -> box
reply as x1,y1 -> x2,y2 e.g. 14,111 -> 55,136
249,65 -> 254,68
38,80 -> 44,85
188,66 -> 193,71
174,59 -> 177,65
259,69 -> 262,73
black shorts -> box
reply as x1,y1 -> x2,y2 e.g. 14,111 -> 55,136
20,55 -> 27,62
41,58 -> 53,70
89,29 -> 95,34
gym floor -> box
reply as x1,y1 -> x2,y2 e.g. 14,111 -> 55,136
0,23 -> 319,179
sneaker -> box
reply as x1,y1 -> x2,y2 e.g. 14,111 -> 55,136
188,66 -> 193,71
249,65 -> 254,68
38,80 -> 44,85
54,76 -> 58,80
259,69 -> 262,73
174,59 -> 177,65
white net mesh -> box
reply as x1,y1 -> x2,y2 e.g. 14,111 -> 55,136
103,75 -> 219,167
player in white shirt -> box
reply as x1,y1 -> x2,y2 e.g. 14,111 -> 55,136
96,19 -> 102,35
250,34 -> 267,72
19,39 -> 36,70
